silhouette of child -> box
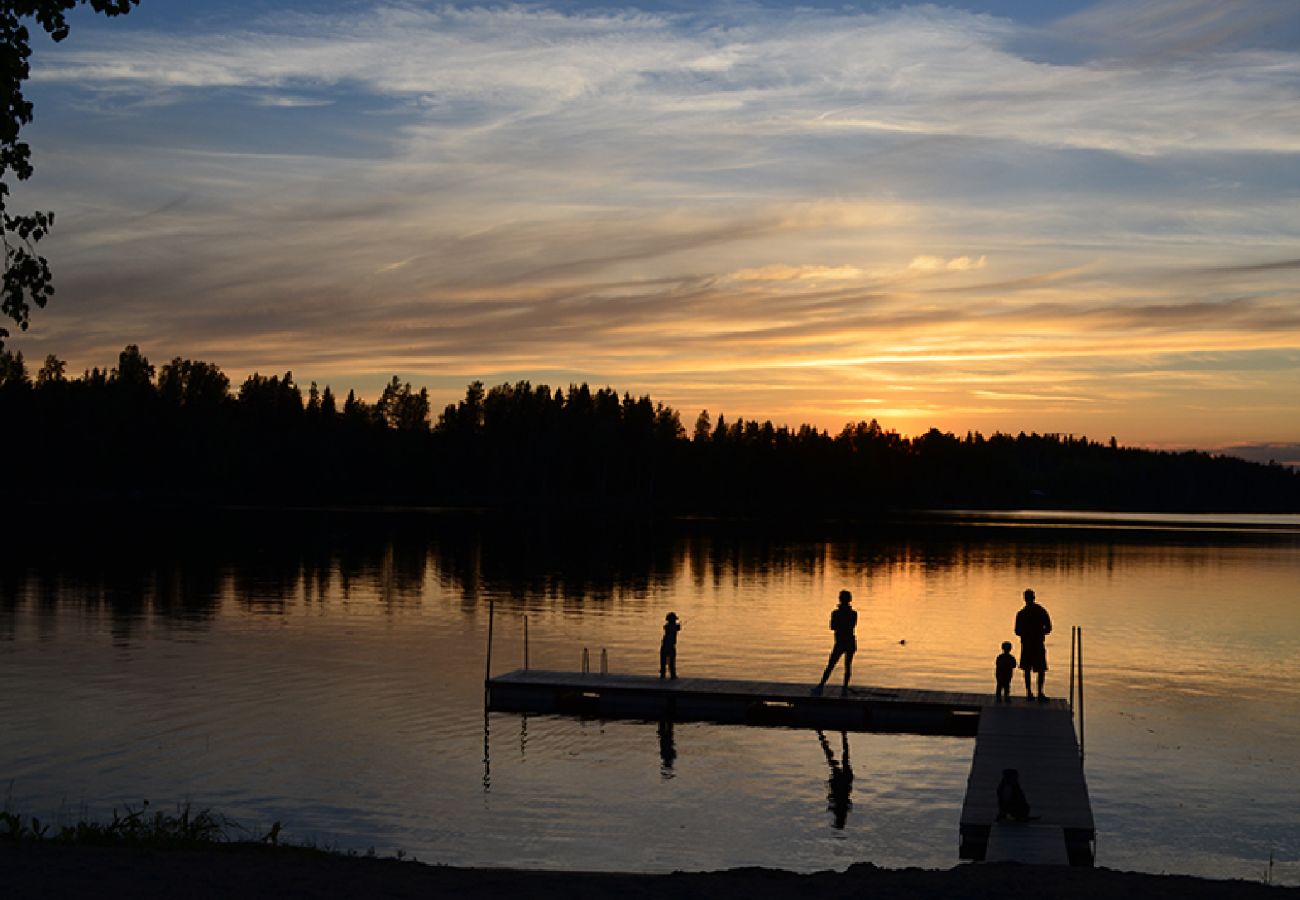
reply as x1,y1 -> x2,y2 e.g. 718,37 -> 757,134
995,641 -> 1017,702
660,612 -> 681,679
996,768 -> 1035,822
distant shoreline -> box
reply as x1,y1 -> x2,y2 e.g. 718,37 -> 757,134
3,844 -> 1294,899
10,500 -> 1300,542
15,498 -> 1300,521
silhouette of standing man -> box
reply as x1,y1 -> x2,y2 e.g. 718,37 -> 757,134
813,590 -> 857,696
1015,589 -> 1052,700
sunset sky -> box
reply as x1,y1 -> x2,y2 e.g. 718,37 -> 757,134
10,0 -> 1300,457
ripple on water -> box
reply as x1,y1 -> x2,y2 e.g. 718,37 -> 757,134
2,518 -> 1298,881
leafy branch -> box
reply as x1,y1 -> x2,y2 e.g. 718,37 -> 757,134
1,0 -> 138,346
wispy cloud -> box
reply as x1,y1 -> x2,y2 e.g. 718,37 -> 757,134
254,94 -> 335,108
32,4 -> 1300,156
11,1 -> 1300,446
1055,0 -> 1300,61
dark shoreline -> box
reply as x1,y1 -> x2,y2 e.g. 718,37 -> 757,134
13,500 -> 1300,536
4,844 -> 1295,900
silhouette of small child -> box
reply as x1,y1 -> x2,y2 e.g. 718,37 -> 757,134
659,612 -> 681,679
996,768 -> 1036,822
995,641 -> 1017,702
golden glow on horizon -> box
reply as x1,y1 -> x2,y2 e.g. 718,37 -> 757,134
13,6 -> 1300,450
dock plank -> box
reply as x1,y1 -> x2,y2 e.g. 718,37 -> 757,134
985,823 -> 1069,864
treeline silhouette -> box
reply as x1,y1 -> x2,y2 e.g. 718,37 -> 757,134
4,345 -> 1298,512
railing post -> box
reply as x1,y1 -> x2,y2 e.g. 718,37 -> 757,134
1069,625 -> 1077,711
1071,626 -> 1081,764
524,615 -> 530,671
582,647 -> 590,674
601,648 -> 608,675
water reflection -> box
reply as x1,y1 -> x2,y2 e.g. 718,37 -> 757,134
817,730 -> 854,829
7,509 -> 1289,629
482,709 -> 491,794
658,718 -> 676,777
8,511 -> 1297,641
2,510 -> 1299,882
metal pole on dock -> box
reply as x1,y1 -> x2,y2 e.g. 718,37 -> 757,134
1078,626 -> 1085,762
600,648 -> 608,675
485,599 -> 495,686
582,647 -> 590,674
524,615 -> 530,671
1069,625 -> 1077,710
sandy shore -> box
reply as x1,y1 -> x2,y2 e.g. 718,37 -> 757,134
3,844 -> 1295,900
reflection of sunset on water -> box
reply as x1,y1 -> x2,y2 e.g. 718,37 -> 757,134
660,532 -> 1299,696
2,514 -> 1296,881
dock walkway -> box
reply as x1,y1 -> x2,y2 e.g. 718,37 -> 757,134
959,701 -> 1094,865
486,669 -> 1094,865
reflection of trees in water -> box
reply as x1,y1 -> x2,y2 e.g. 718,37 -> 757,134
302,544 -> 333,607
428,518 -> 1200,606
679,531 -> 828,593
0,511 -> 441,640
431,516 -> 678,607
225,517 -> 433,614
0,549 -> 217,644
675,522 -> 1197,594
232,557 -> 299,616
822,523 -> 1288,582
0,565 -> 25,642
4,512 -> 1293,642
26,567 -> 69,642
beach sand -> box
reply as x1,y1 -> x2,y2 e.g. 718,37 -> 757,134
4,844 -> 1295,899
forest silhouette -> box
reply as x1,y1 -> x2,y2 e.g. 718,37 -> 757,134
3,344 -> 1298,513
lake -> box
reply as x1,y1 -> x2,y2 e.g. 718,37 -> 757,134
2,509 -> 1297,883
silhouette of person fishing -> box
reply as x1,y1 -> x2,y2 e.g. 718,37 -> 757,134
996,768 -> 1037,822
995,640 -> 1016,702
817,730 -> 854,829
812,590 -> 857,696
659,611 -> 681,679
1015,589 -> 1052,701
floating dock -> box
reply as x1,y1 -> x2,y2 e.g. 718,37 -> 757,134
488,669 -> 988,733
486,669 -> 1094,865
959,700 -> 1095,865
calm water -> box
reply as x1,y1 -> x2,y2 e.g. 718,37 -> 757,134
2,511 -> 1298,883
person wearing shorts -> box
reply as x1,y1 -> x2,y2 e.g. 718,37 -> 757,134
1015,588 -> 1052,700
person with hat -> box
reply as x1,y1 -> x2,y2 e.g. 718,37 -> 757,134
660,612 -> 682,679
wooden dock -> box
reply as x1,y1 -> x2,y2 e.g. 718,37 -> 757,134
959,701 -> 1094,865
488,669 -> 986,734
486,669 -> 1094,865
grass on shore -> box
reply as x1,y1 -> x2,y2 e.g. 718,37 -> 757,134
0,801 -> 276,850
0,801 -> 413,862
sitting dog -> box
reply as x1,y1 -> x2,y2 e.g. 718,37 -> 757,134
996,768 -> 1035,822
